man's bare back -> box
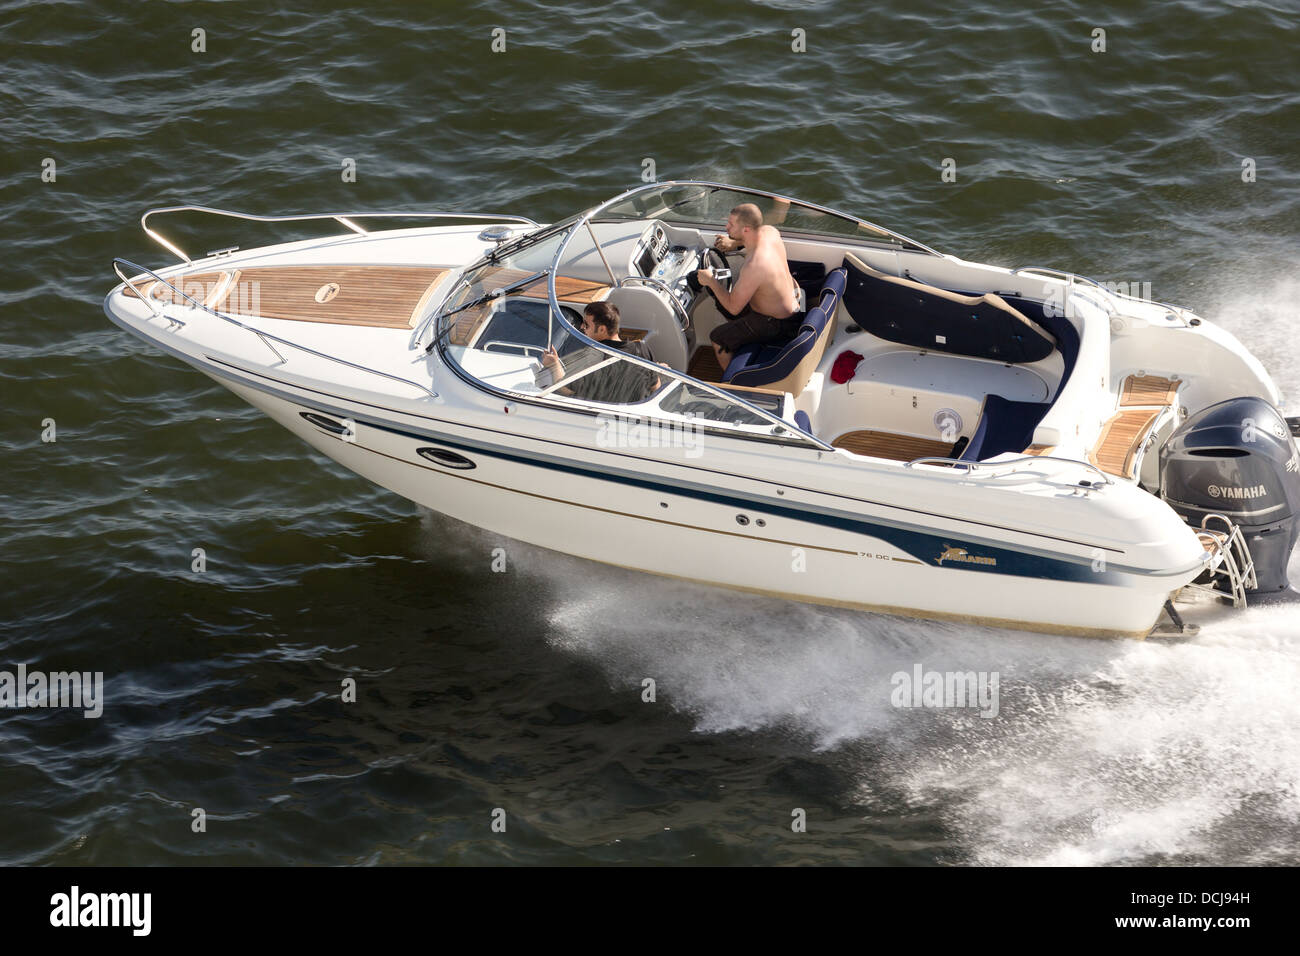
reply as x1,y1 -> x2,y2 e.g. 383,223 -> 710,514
739,224 -> 801,319
701,211 -> 799,320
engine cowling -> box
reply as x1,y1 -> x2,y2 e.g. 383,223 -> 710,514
1159,396 -> 1300,594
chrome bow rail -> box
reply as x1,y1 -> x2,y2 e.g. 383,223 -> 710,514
112,258 -> 440,400
141,206 -> 539,264
905,454 -> 1116,487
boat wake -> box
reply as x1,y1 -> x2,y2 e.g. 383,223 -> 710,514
424,511 -> 1300,865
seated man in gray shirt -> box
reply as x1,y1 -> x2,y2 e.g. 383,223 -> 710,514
539,302 -> 660,404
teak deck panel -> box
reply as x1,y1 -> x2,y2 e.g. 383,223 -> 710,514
688,346 -> 725,383
124,271 -> 228,307
213,266 -> 449,328
832,429 -> 956,462
1121,374 -> 1181,407
1090,408 -> 1163,478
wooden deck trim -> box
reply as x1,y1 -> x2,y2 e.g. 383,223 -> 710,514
832,429 -> 956,462
211,265 -> 450,329
1089,408 -> 1163,478
407,270 -> 455,328
1120,374 -> 1181,407
688,346 -> 725,383
207,270 -> 238,308
524,275 -> 611,304
1024,444 -> 1056,456
124,270 -> 228,307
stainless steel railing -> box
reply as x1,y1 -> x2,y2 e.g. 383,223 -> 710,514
616,275 -> 693,329
140,205 -> 539,264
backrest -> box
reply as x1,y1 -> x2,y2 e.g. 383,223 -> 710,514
959,393 -> 1053,461
841,253 -> 1057,363
725,267 -> 847,394
1027,291 -> 1112,453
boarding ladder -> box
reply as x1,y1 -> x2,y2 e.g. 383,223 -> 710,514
1182,513 -> 1257,609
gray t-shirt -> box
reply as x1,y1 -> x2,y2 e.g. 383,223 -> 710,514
567,339 -> 657,404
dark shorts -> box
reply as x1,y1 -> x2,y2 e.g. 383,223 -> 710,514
709,308 -> 804,354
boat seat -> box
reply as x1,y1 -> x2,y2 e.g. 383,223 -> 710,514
841,253 -> 1057,363
958,394 -> 1054,462
721,267 -> 847,394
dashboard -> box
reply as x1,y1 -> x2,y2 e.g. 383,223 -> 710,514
629,222 -> 700,316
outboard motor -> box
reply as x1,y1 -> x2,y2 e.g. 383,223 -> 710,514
1159,397 -> 1300,594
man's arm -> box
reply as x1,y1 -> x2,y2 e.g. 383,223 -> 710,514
714,234 -> 743,253
540,346 -> 566,380
700,261 -> 759,316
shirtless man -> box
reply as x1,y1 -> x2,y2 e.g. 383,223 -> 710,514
697,203 -> 803,369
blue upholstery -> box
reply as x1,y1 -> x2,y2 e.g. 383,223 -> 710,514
985,293 -> 1080,385
793,410 -> 811,432
723,267 -> 847,389
959,394 -> 1053,462
842,256 -> 1058,364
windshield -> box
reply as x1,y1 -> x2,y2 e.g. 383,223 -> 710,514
594,182 -> 934,252
431,196 -> 825,447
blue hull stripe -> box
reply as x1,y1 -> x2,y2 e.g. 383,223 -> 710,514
354,417 -> 1137,585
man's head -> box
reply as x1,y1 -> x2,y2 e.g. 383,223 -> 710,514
582,301 -> 621,341
725,203 -> 763,243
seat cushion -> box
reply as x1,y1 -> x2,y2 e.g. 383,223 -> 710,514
959,394 -> 1053,461
842,253 -> 1056,363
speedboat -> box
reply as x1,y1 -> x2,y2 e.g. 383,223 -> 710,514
104,181 -> 1300,638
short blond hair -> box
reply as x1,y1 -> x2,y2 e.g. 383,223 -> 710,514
729,203 -> 762,231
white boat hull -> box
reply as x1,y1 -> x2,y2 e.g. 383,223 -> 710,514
219,371 -> 1201,638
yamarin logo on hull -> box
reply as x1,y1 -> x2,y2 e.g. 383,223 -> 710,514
1207,483 -> 1268,500
934,544 -> 997,567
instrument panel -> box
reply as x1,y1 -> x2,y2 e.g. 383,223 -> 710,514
630,222 -> 698,314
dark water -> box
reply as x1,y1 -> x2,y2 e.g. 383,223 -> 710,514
2,0 -> 1298,864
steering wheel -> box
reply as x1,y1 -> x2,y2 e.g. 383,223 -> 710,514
698,247 -> 732,291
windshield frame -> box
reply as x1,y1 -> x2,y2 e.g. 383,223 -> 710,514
434,180 -> 937,452
582,180 -> 943,256
539,181 -> 866,450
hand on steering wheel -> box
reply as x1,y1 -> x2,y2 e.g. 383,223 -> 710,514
697,247 -> 732,293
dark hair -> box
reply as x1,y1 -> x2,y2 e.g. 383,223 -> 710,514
584,301 -> 620,335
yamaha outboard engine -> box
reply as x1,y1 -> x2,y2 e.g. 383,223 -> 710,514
1160,397 -> 1300,594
